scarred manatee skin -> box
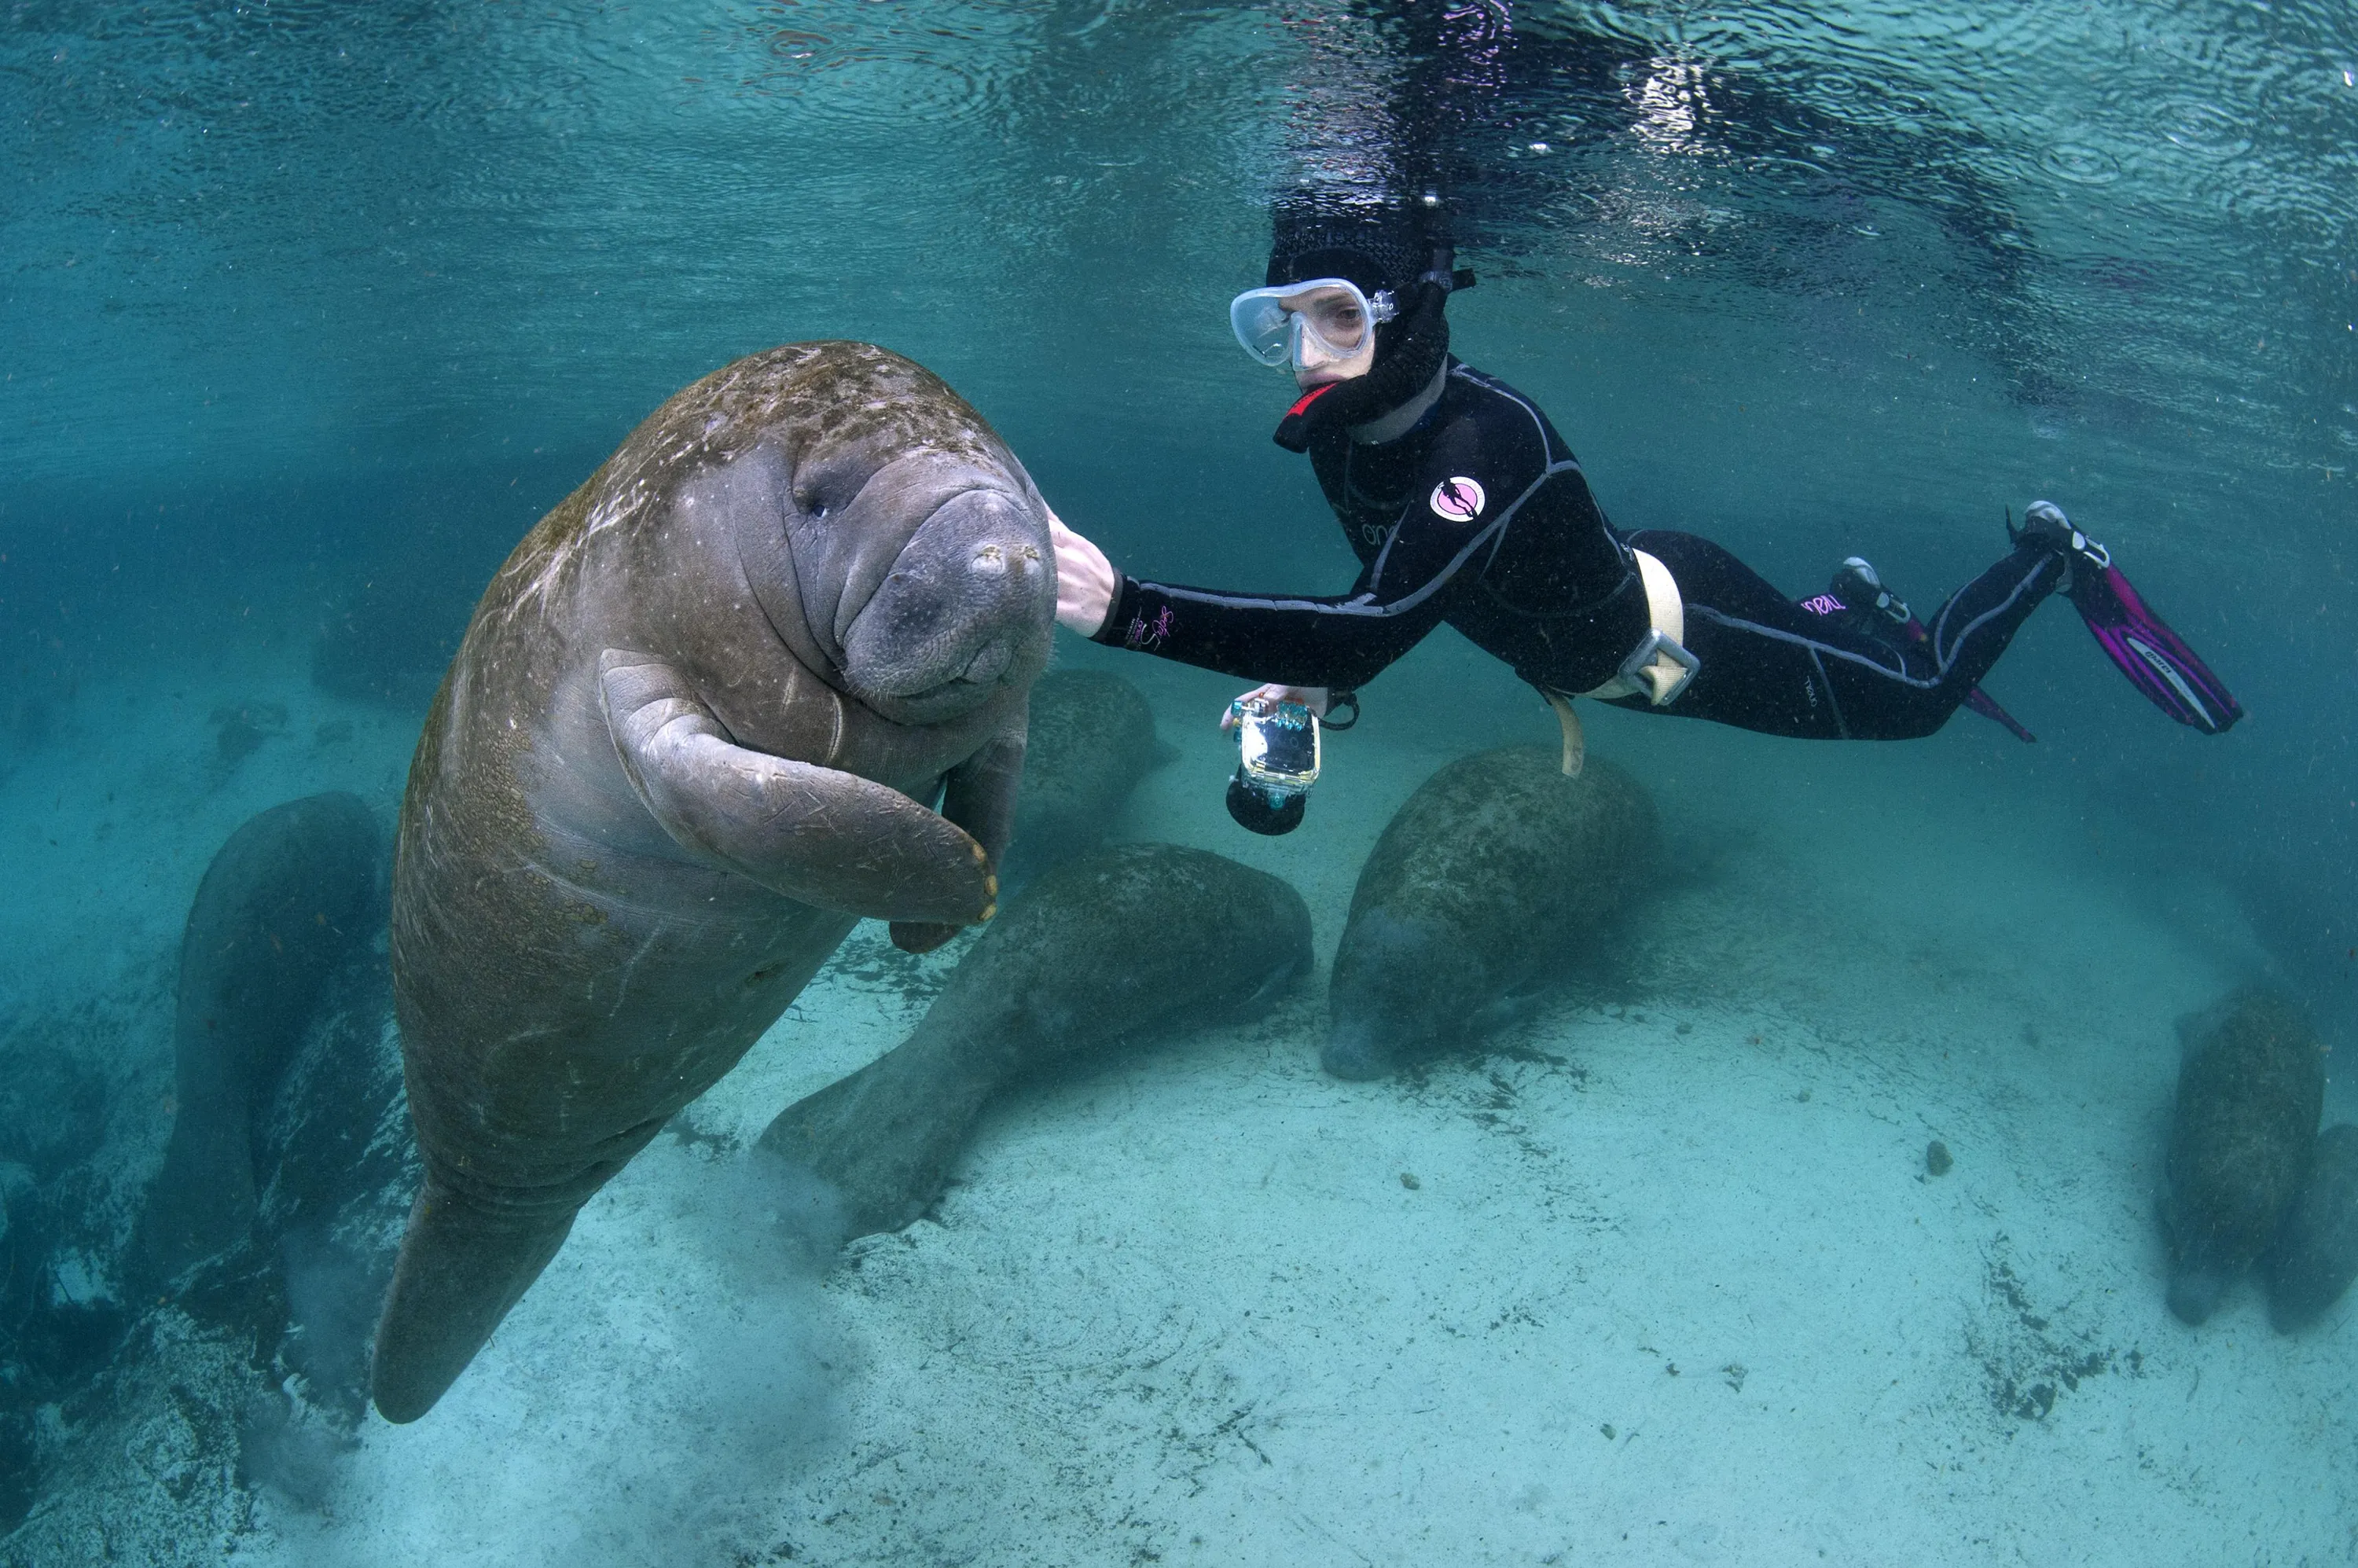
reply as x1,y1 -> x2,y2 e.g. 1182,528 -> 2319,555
1325,745 -> 1658,1080
762,842 -> 1309,1237
1001,669 -> 1159,887
2265,1123 -> 2358,1333
2162,988 -> 2324,1325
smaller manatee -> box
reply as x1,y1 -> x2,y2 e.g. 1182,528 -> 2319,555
2160,987 -> 2324,1325
759,843 -> 1311,1238
1000,668 -> 1163,887
2265,1123 -> 2358,1334
131,792 -> 380,1287
1325,745 -> 1658,1081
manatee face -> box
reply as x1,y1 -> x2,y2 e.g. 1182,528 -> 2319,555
1324,907 -> 1480,1080
781,435 -> 1054,726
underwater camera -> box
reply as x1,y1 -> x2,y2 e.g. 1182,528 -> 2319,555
1225,694 -> 1326,835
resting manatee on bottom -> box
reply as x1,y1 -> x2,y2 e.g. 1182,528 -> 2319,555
1324,746 -> 1658,1081
760,842 -> 1311,1239
371,342 -> 1056,1423
131,791 -> 380,1289
2160,987 -> 2324,1325
2264,1122 -> 2358,1334
998,668 -> 1166,888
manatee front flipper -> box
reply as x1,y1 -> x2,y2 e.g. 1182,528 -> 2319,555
601,651 -> 995,925
892,728 -> 1023,956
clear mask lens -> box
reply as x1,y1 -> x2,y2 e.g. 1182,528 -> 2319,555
1229,279 -> 1395,369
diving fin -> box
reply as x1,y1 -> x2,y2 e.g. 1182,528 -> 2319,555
2067,561 -> 2242,734
1960,686 -> 2037,744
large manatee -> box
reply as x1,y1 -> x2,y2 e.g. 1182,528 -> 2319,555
1324,746 -> 1658,1080
759,843 -> 1310,1238
372,342 -> 1055,1423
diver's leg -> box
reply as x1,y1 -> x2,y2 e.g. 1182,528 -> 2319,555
1621,530 -> 2060,740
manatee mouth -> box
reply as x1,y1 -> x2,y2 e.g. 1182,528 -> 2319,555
887,637 -> 1019,706
1321,1016 -> 1400,1081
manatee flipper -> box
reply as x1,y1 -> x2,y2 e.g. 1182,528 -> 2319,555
600,651 -> 995,925
893,728 -> 1023,955
759,1032 -> 998,1235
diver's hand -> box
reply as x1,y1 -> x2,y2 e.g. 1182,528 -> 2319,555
1220,684 -> 1329,731
1048,508 -> 1117,637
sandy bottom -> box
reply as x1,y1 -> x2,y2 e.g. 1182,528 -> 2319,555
4,643 -> 2352,1567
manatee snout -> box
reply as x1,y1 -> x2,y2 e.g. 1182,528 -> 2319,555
1320,1018 -> 1400,1081
1324,909 -> 1467,1080
2166,1265 -> 2228,1327
843,487 -> 1052,718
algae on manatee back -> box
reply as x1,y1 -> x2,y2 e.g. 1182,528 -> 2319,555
1325,744 -> 1658,1081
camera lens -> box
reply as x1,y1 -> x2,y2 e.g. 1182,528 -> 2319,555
1226,772 -> 1306,835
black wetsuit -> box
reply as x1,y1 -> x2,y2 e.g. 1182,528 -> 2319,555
1093,359 -> 2065,740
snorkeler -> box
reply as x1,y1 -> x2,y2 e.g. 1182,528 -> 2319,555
1049,196 -> 2238,829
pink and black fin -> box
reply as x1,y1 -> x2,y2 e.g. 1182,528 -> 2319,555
2066,564 -> 2242,735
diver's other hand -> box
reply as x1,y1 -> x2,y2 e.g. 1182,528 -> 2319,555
1048,508 -> 1117,637
1220,684 -> 1329,731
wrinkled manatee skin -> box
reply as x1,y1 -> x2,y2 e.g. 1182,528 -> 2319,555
131,792 -> 380,1287
2265,1122 -> 2358,1333
1001,669 -> 1160,888
760,843 -> 1311,1238
373,343 -> 1054,1423
1325,746 -> 1658,1081
2162,988 -> 2324,1325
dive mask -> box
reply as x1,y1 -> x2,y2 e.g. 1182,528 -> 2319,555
1229,278 -> 1398,369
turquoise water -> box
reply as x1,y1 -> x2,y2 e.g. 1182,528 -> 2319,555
3,2 -> 2356,1562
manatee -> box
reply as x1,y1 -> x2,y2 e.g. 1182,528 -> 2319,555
372,342 -> 1056,1423
759,843 -> 1310,1238
2161,987 -> 2325,1325
1324,745 -> 1658,1081
130,792 -> 380,1287
999,668 -> 1163,887
2264,1123 -> 2358,1333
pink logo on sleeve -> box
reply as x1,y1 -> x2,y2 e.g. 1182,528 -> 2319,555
1429,477 -> 1486,523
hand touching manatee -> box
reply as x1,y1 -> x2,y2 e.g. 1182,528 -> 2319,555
1049,507 -> 1117,637
372,342 -> 1052,1424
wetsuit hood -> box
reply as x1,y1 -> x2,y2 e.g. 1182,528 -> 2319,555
1265,196 -> 1470,452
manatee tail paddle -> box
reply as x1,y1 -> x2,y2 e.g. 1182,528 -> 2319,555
2067,562 -> 2242,734
758,1032 -> 996,1241
369,1180 -> 578,1423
